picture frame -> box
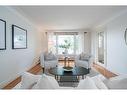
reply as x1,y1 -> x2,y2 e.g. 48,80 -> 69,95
0,19 -> 6,50
12,25 -> 27,49
125,28 -> 127,45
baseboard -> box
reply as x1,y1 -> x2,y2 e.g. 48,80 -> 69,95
0,72 -> 21,89
3,63 -> 41,89
93,63 -> 117,78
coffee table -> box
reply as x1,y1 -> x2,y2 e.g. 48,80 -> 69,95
49,66 -> 89,82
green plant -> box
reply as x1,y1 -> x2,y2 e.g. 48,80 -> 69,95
59,40 -> 71,49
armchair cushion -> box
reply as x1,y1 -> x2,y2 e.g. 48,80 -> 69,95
44,60 -> 58,68
44,52 -> 56,61
80,53 -> 90,61
76,60 -> 88,68
75,53 -> 92,69
40,52 -> 58,69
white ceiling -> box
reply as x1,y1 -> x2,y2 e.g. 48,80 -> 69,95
11,6 -> 127,31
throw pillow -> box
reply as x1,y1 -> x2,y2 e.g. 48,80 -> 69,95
80,53 -> 90,61
20,72 -> 41,89
32,74 -> 59,89
77,77 -> 98,89
44,52 -> 56,61
103,75 -> 127,89
91,76 -> 108,89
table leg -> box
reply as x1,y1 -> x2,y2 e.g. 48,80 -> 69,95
42,67 -> 45,73
82,75 -> 84,79
55,75 -> 57,80
77,76 -> 80,80
57,76 -> 59,80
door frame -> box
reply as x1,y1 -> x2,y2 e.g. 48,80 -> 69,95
96,28 -> 107,68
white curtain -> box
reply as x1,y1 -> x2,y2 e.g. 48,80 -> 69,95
46,32 -> 56,53
77,32 -> 85,54
46,31 -> 85,55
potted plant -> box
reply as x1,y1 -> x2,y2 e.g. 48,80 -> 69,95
59,40 -> 71,54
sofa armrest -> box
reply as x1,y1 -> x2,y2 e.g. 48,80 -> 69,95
75,55 -> 80,62
40,53 -> 45,68
88,56 -> 94,68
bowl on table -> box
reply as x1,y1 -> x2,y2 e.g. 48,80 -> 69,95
63,67 -> 73,71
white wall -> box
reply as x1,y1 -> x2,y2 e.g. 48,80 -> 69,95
92,10 -> 127,75
0,7 -> 43,88
106,12 -> 127,75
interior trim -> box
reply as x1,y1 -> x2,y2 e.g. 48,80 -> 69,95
3,64 -> 42,89
93,63 -> 117,78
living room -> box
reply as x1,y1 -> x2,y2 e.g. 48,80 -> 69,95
1,4 -> 127,92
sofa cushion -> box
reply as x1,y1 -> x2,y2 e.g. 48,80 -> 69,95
91,75 -> 108,89
32,74 -> 59,89
103,75 -> 127,89
20,72 -> 41,89
77,77 -> 98,89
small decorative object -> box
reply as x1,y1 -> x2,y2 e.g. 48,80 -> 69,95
12,25 -> 27,49
125,28 -> 127,45
0,19 -> 6,50
63,67 -> 73,72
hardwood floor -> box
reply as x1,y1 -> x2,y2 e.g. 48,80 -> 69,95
3,61 -> 117,89
93,63 -> 117,78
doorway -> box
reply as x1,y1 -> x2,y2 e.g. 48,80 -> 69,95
97,31 -> 106,67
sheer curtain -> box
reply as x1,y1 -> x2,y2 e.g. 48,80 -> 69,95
46,31 -> 85,55
76,32 -> 85,54
46,32 -> 56,54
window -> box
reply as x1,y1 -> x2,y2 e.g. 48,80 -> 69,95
58,35 -> 74,54
47,32 -> 82,55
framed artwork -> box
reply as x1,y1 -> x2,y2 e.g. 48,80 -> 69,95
12,25 -> 27,49
0,19 -> 6,50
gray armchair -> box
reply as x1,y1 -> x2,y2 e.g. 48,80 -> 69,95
40,52 -> 58,69
75,53 -> 93,69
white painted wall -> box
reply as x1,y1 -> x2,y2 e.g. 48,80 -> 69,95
0,7 -> 43,88
106,13 -> 127,75
91,10 -> 127,75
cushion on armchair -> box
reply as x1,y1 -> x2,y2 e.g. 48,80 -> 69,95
44,52 -> 56,61
79,53 -> 90,61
